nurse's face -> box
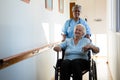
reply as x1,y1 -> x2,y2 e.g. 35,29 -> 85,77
72,8 -> 80,19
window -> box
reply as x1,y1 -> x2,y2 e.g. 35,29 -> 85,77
116,0 -> 120,32
58,0 -> 64,13
45,0 -> 53,11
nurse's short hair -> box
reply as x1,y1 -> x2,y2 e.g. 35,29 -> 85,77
72,4 -> 82,12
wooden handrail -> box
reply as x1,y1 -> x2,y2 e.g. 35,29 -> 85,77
0,42 -> 59,70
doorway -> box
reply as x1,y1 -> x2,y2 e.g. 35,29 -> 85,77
70,2 -> 75,18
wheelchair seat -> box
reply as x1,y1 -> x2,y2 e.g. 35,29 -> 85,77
54,50 -> 97,80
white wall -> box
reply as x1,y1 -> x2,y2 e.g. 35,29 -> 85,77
107,32 -> 120,80
36,49 -> 56,80
107,0 -> 120,80
116,34 -> 120,80
76,0 -> 107,34
0,0 -> 69,80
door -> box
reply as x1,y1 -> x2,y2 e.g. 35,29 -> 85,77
70,2 -> 75,18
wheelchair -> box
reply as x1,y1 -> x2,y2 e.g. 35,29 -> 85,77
54,49 -> 97,80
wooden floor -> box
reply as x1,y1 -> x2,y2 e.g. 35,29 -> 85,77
83,56 -> 113,80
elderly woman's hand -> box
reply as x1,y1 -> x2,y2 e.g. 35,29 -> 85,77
83,44 -> 99,53
82,44 -> 91,52
53,45 -> 62,52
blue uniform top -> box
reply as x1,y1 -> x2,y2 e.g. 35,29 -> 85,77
62,18 -> 91,38
59,37 -> 91,60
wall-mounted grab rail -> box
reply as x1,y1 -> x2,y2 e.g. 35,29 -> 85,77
0,42 -> 59,70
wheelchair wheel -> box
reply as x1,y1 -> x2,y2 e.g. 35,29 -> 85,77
92,60 -> 97,80
55,69 -> 58,80
89,61 -> 93,80
89,70 -> 92,80
89,59 -> 97,80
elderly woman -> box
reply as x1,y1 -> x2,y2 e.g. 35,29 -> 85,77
54,24 -> 99,80
61,4 -> 91,42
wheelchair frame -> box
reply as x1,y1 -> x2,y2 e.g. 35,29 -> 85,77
54,50 -> 97,80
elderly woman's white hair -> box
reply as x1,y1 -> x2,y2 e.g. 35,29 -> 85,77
72,4 -> 82,12
74,24 -> 86,36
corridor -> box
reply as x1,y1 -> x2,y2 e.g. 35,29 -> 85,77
0,0 -> 120,80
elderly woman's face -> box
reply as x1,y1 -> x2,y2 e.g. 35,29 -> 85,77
74,25 -> 84,37
73,7 -> 80,18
